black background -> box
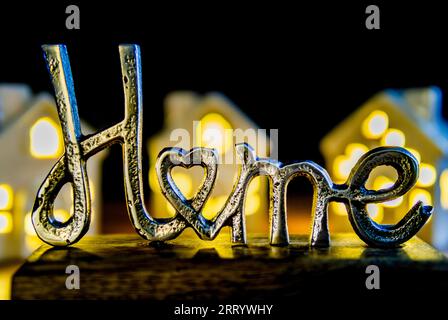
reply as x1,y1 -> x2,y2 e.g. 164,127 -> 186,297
1,1 -> 447,202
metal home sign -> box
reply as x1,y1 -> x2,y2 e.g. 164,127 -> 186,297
32,44 -> 432,248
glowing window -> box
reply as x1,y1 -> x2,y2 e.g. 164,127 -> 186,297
333,144 -> 369,182
361,110 -> 389,139
373,176 -> 394,190
345,143 -> 368,164
30,117 -> 63,159
0,212 -> 13,234
333,155 -> 352,181
367,203 -> 384,223
383,197 -> 403,208
441,170 -> 448,209
381,128 -> 405,147
373,176 -> 402,207
409,188 -> 432,207
196,113 -> 233,154
0,184 -> 13,210
417,163 -> 436,187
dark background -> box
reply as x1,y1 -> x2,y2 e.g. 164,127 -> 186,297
1,1 -> 448,203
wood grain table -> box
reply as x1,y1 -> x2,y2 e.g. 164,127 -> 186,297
11,231 -> 448,299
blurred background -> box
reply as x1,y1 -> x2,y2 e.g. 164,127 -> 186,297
1,1 -> 448,298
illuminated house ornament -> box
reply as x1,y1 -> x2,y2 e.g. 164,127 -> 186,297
362,110 -> 389,139
321,87 -> 448,250
0,84 -> 105,261
148,91 -> 270,230
32,44 -> 431,249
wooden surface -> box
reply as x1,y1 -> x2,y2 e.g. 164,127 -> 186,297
12,231 -> 448,299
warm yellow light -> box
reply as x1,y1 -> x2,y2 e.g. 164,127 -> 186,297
331,202 -> 347,216
367,203 -> 384,223
166,202 -> 176,216
0,212 -> 13,234
440,170 -> 448,209
406,148 -> 421,163
149,168 -> 159,192
362,110 -> 389,139
248,177 -> 261,195
383,197 -> 403,208
0,184 -> 13,210
0,270 -> 11,300
245,194 -> 260,216
197,113 -> 233,154
30,117 -> 63,159
25,234 -> 43,252
333,144 -> 369,182
53,209 -> 71,223
24,213 -> 36,236
409,188 -> 432,207
381,128 -> 405,147
0,263 -> 20,300
171,172 -> 194,199
203,195 -> 228,219
373,176 -> 394,190
417,163 -> 436,187
333,155 -> 352,180
89,180 -> 95,201
372,176 -> 402,207
345,143 -> 368,164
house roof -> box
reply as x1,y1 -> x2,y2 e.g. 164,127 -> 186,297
0,84 -> 107,181
163,91 -> 268,136
321,87 -> 448,156
386,87 -> 448,153
0,84 -> 98,138
151,91 -> 272,156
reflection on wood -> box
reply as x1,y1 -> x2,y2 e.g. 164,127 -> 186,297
12,231 -> 448,299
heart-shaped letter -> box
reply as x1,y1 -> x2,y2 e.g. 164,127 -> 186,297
156,147 -> 218,232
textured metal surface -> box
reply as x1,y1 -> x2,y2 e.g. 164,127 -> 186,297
33,44 -> 189,246
32,44 -> 432,248
342,147 -> 433,247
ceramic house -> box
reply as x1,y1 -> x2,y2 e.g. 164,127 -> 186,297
0,84 -> 105,261
320,87 -> 448,250
148,92 -> 272,234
